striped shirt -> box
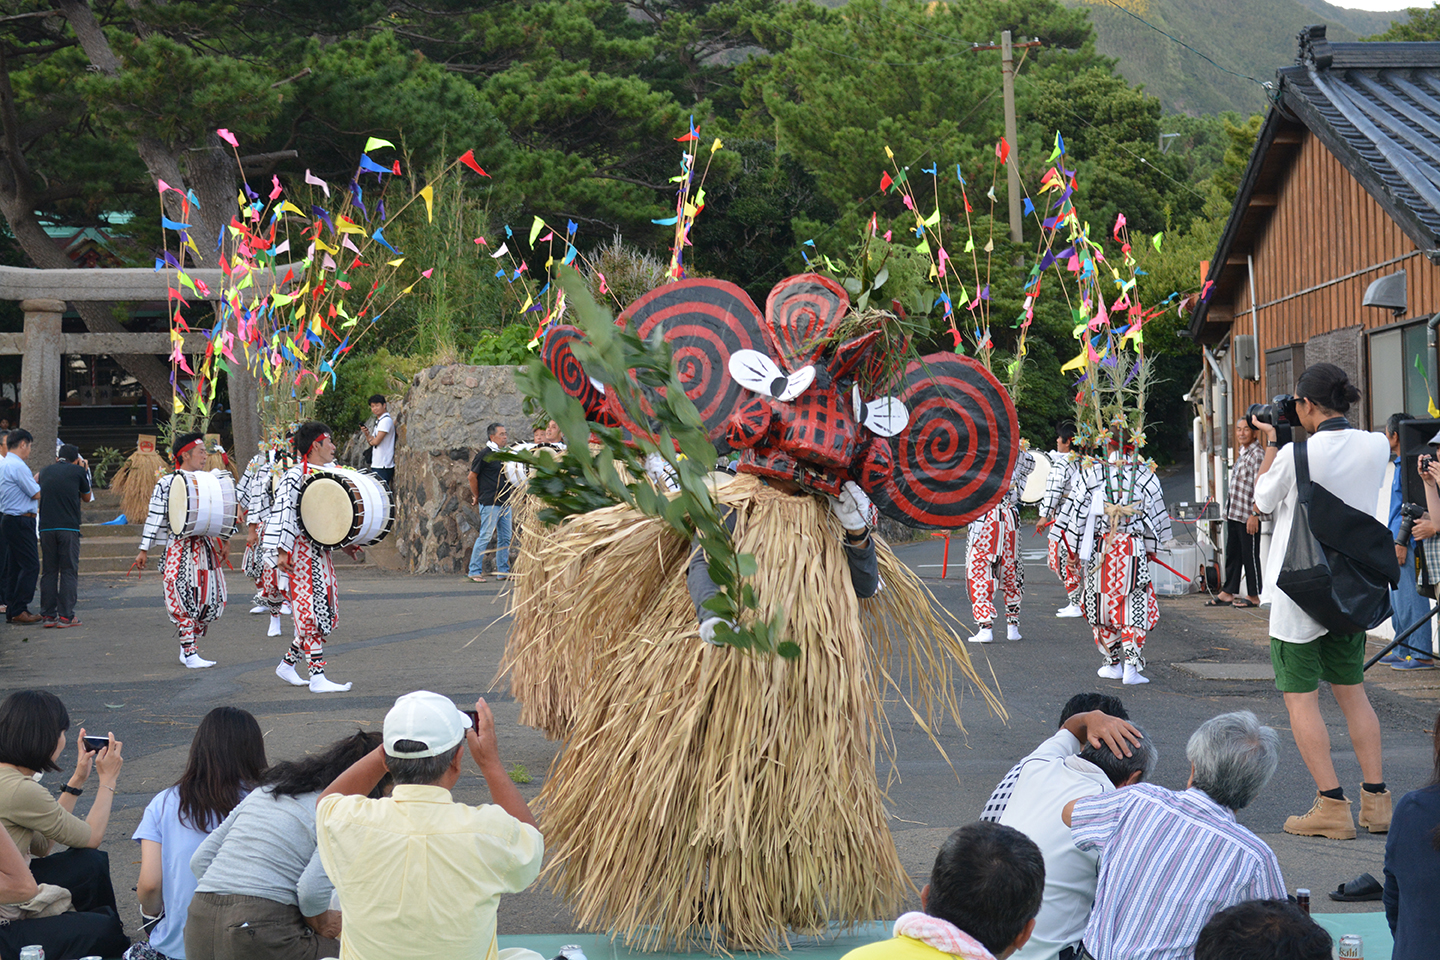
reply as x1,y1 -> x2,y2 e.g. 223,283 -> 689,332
1071,785 -> 1286,960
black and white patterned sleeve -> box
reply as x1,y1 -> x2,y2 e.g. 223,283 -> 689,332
138,475 -> 172,552
1143,469 -> 1173,548
262,469 -> 302,557
1038,454 -> 1069,519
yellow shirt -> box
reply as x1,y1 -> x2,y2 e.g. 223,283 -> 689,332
843,936 -> 964,960
0,765 -> 90,860
315,784 -> 543,960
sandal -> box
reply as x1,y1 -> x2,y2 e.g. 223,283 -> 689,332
468,575 -> 488,582
1328,872 -> 1383,902
1204,597 -> 1234,606
1232,598 -> 1258,608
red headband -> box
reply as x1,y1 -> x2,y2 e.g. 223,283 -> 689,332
304,433 -> 331,454
174,438 -> 204,463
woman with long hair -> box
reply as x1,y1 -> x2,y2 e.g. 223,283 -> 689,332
1382,708 -> 1440,959
128,707 -> 267,960
186,730 -> 388,960
0,689 -> 129,958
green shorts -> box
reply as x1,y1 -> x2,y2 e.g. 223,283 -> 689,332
1270,631 -> 1367,692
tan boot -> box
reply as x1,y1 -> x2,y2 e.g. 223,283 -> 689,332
1284,792 -> 1356,839
1359,788 -> 1392,834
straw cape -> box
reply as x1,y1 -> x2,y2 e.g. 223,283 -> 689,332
512,473 -> 1000,952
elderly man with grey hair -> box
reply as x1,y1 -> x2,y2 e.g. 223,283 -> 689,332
1060,711 -> 1287,960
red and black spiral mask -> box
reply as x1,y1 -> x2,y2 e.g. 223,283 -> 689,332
541,273 -> 1019,528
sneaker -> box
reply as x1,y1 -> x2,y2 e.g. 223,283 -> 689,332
1097,663 -> 1123,679
275,662 -> 307,687
267,615 -> 283,638
54,617 -> 80,629
1284,791 -> 1356,839
309,674 -> 353,693
1055,603 -> 1083,618
180,651 -> 217,669
1122,663 -> 1150,685
1359,788 -> 1392,834
41,617 -> 57,628
281,602 -> 292,616
1006,624 -> 1022,641
249,605 -> 267,615
1389,656 -> 1436,671
968,627 -> 994,643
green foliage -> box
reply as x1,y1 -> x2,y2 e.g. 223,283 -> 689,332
505,266 -> 787,657
507,763 -> 532,784
89,447 -> 125,488
1368,5 -> 1440,40
469,325 -> 535,366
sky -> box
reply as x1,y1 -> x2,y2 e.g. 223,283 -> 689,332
1338,0 -> 1420,8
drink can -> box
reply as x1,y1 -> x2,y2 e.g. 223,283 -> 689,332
18,946 -> 43,960
1338,934 -> 1363,959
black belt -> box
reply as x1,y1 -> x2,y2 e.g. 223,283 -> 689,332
5,512 -> 35,518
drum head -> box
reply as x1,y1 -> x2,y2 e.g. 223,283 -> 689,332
300,477 -> 356,546
167,474 -> 193,536
1020,452 -> 1050,505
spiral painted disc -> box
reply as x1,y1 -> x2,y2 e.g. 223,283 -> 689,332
541,324 -> 606,421
871,353 -> 1019,528
762,273 -> 849,371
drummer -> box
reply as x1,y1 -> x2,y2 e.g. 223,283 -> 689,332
263,421 -> 352,694
965,443 -> 1035,643
236,442 -> 288,638
1037,422 -> 1084,619
134,432 -> 230,669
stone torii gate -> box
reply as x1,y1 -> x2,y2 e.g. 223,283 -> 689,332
0,264 -> 293,472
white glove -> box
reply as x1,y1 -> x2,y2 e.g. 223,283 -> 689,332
830,481 -> 876,532
645,452 -> 680,492
699,616 -> 735,645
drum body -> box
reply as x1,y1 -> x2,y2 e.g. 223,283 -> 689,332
1020,452 -> 1051,505
167,470 -> 239,538
298,468 -> 394,548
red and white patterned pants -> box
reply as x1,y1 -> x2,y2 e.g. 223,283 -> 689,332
968,507 -> 1023,625
283,536 -> 338,674
1047,536 -> 1082,602
242,527 -> 286,615
1080,532 -> 1158,665
162,535 -> 226,651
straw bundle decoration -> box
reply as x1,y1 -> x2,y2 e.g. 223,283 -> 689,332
533,475 -> 998,953
111,444 -> 168,524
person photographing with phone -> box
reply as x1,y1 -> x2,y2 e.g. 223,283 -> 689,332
1252,362 -> 1393,840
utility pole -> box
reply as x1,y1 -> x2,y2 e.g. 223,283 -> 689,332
1001,30 -> 1022,243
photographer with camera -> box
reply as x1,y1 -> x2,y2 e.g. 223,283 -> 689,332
1252,363 -> 1392,840
1384,413 -> 1437,670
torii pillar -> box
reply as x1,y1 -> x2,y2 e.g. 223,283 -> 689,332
19,299 -> 64,472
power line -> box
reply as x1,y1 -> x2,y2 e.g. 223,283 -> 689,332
1090,0 -> 1275,96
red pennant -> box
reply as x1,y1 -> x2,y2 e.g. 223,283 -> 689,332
879,171 -> 893,192
996,138 -> 1010,165
457,150 -> 490,177
391,160 -> 401,175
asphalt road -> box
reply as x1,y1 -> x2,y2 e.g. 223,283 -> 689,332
17,524 -> 1434,942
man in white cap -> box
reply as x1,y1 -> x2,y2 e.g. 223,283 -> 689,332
315,691 -> 542,960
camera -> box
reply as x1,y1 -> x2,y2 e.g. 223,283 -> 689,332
1247,394 -> 1300,447
1400,502 -> 1426,545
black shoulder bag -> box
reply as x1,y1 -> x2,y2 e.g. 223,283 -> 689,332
1275,435 -> 1400,634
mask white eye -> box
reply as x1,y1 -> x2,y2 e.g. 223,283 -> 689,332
851,382 -> 908,438
590,376 -> 606,394
729,350 -> 814,402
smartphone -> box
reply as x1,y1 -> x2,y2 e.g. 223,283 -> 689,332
461,710 -> 480,732
82,735 -> 110,754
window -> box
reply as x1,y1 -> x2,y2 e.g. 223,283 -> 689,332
1368,320 -> 1432,425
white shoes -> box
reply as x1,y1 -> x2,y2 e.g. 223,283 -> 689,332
1097,663 -> 1123,679
309,674 -> 352,693
1123,663 -> 1150,685
267,615 -> 283,637
1006,624 -> 1022,641
275,662 -> 307,686
281,602 -> 292,615
181,651 -> 216,669
1055,603 -> 1083,618
969,627 -> 994,643
249,604 -> 266,615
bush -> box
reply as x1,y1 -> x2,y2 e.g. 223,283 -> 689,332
314,347 -> 425,437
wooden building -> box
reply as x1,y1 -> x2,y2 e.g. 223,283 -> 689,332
1190,27 -> 1440,431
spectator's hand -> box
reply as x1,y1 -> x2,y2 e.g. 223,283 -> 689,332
71,727 -> 94,783
1416,517 -> 1438,541
470,495 -> 478,507
94,733 -> 122,786
1397,544 -> 1409,566
467,697 -> 501,770
1427,458 -> 1440,487
304,910 -> 342,940
1080,711 -> 1143,759
1246,515 -> 1260,536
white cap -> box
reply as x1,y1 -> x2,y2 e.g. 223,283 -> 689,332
383,691 -> 470,758
1428,427 -> 1440,446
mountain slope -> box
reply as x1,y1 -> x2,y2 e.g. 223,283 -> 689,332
1067,0 -> 1398,115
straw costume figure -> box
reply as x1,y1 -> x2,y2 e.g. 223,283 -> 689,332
262,421 -> 352,693
965,445 -> 1035,642
504,272 -> 1015,951
133,433 -> 230,668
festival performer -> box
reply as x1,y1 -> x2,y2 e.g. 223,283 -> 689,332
263,421 -> 352,693
966,444 -> 1035,642
236,444 -> 289,637
1058,427 -> 1173,685
133,433 -> 229,669
509,274 -> 1015,951
1037,422 -> 1083,618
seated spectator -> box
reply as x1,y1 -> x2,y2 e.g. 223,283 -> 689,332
1194,900 -> 1331,960
999,709 -> 1153,960
1062,710 -> 1286,960
186,731 -> 385,960
841,821 -> 1045,960
0,689 -> 128,958
129,707 -> 268,960
315,692 -> 542,960
981,693 -> 1130,822
1383,706 -> 1440,960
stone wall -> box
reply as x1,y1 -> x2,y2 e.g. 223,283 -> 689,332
392,364 -> 527,574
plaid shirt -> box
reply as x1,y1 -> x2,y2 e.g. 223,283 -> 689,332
1226,442 -> 1265,522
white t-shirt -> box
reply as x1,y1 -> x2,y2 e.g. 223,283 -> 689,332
1253,427 -> 1390,642
371,413 -> 395,469
999,730 -> 1114,960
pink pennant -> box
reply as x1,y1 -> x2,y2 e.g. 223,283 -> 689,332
902,194 -> 914,211
538,231 -> 554,242
883,230 -> 893,242
937,247 -> 950,278
598,272 -> 608,295
342,236 -> 360,253
422,268 -> 434,278
1112,213 -> 1127,241
322,253 -> 336,272
474,237 -> 487,246
304,169 -> 330,198
270,175 -> 283,200
216,128 -> 238,148
157,179 -> 171,194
